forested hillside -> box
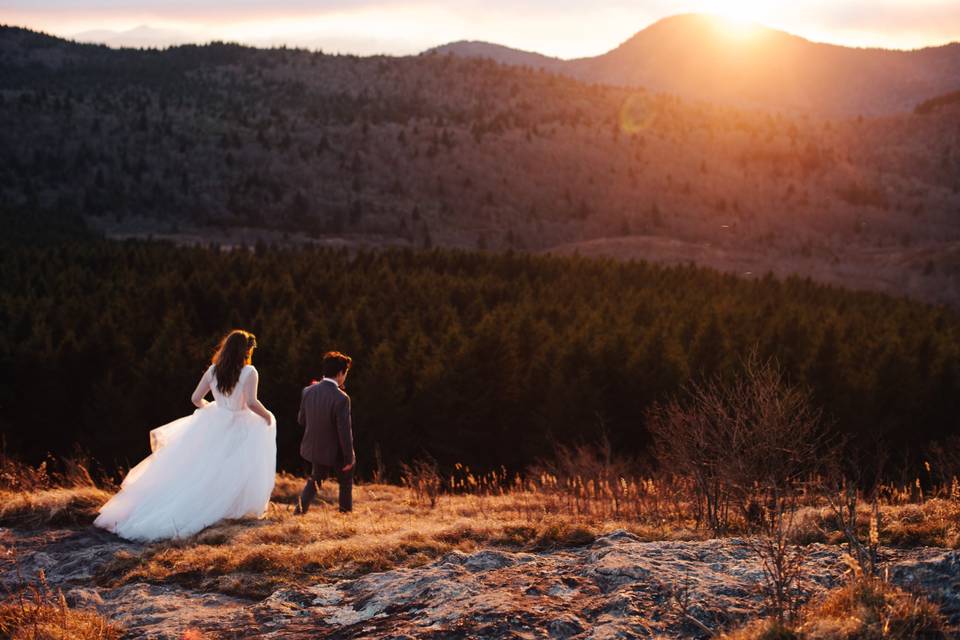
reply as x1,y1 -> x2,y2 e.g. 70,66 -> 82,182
1,240 -> 957,478
2,26 -> 960,306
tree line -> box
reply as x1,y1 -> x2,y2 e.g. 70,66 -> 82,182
1,238 -> 957,479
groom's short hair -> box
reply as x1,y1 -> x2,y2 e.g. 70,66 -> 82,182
322,351 -> 352,377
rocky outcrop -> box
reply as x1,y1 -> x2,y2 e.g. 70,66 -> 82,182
2,527 -> 958,639
255,532 -> 960,639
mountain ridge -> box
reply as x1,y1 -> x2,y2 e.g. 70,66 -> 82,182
431,14 -> 960,62
428,13 -> 960,116
1,23 -> 959,307
72,25 -> 193,49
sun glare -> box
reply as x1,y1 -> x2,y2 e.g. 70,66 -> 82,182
710,0 -> 763,22
700,0 -> 767,37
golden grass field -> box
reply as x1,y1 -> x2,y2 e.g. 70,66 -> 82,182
2,455 -> 958,639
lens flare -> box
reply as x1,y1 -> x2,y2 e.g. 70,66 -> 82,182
619,93 -> 657,135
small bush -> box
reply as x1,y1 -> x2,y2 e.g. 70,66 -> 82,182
400,457 -> 443,507
647,354 -> 828,534
0,572 -> 122,640
804,576 -> 946,639
723,577 -> 948,639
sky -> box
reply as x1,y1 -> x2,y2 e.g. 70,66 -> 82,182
4,0 -> 960,57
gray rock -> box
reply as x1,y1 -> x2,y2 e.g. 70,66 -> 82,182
4,527 -> 960,638
887,548 -> 960,625
0,526 -> 139,589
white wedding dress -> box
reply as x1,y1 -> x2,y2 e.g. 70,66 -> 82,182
94,364 -> 277,542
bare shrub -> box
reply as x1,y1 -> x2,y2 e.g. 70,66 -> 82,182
662,571 -> 715,636
647,353 -> 829,534
823,479 -> 882,577
529,430 -> 639,519
747,495 -> 806,626
399,457 -> 442,508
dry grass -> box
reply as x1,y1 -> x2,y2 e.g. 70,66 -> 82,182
804,576 -> 946,639
791,498 -> 960,549
96,480 -> 703,598
0,572 -> 122,640
0,487 -> 114,528
89,474 -> 960,599
0,452 -> 114,528
724,576 -> 947,639
4,453 -> 960,603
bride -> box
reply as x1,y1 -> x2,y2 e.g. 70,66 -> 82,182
95,329 -> 277,542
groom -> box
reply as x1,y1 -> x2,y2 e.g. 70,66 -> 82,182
295,351 -> 355,514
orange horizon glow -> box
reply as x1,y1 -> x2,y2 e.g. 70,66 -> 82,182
4,2 -> 959,57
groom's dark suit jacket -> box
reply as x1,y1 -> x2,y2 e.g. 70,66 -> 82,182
298,380 -> 354,468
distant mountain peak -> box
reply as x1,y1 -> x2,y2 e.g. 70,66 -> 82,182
427,40 -> 565,70
612,12 -> 802,52
427,12 -> 960,116
644,12 -> 768,29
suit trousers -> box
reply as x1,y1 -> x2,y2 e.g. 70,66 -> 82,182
298,461 -> 353,513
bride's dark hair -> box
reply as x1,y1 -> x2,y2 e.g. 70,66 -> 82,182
212,329 -> 256,394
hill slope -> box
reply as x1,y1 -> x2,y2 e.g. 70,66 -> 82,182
2,25 -> 960,305
430,40 -> 566,72
432,13 -> 960,116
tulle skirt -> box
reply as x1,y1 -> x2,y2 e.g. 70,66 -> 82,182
94,401 -> 277,542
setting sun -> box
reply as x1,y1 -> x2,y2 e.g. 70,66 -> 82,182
712,14 -> 762,39
702,0 -> 767,24
696,0 -> 769,38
